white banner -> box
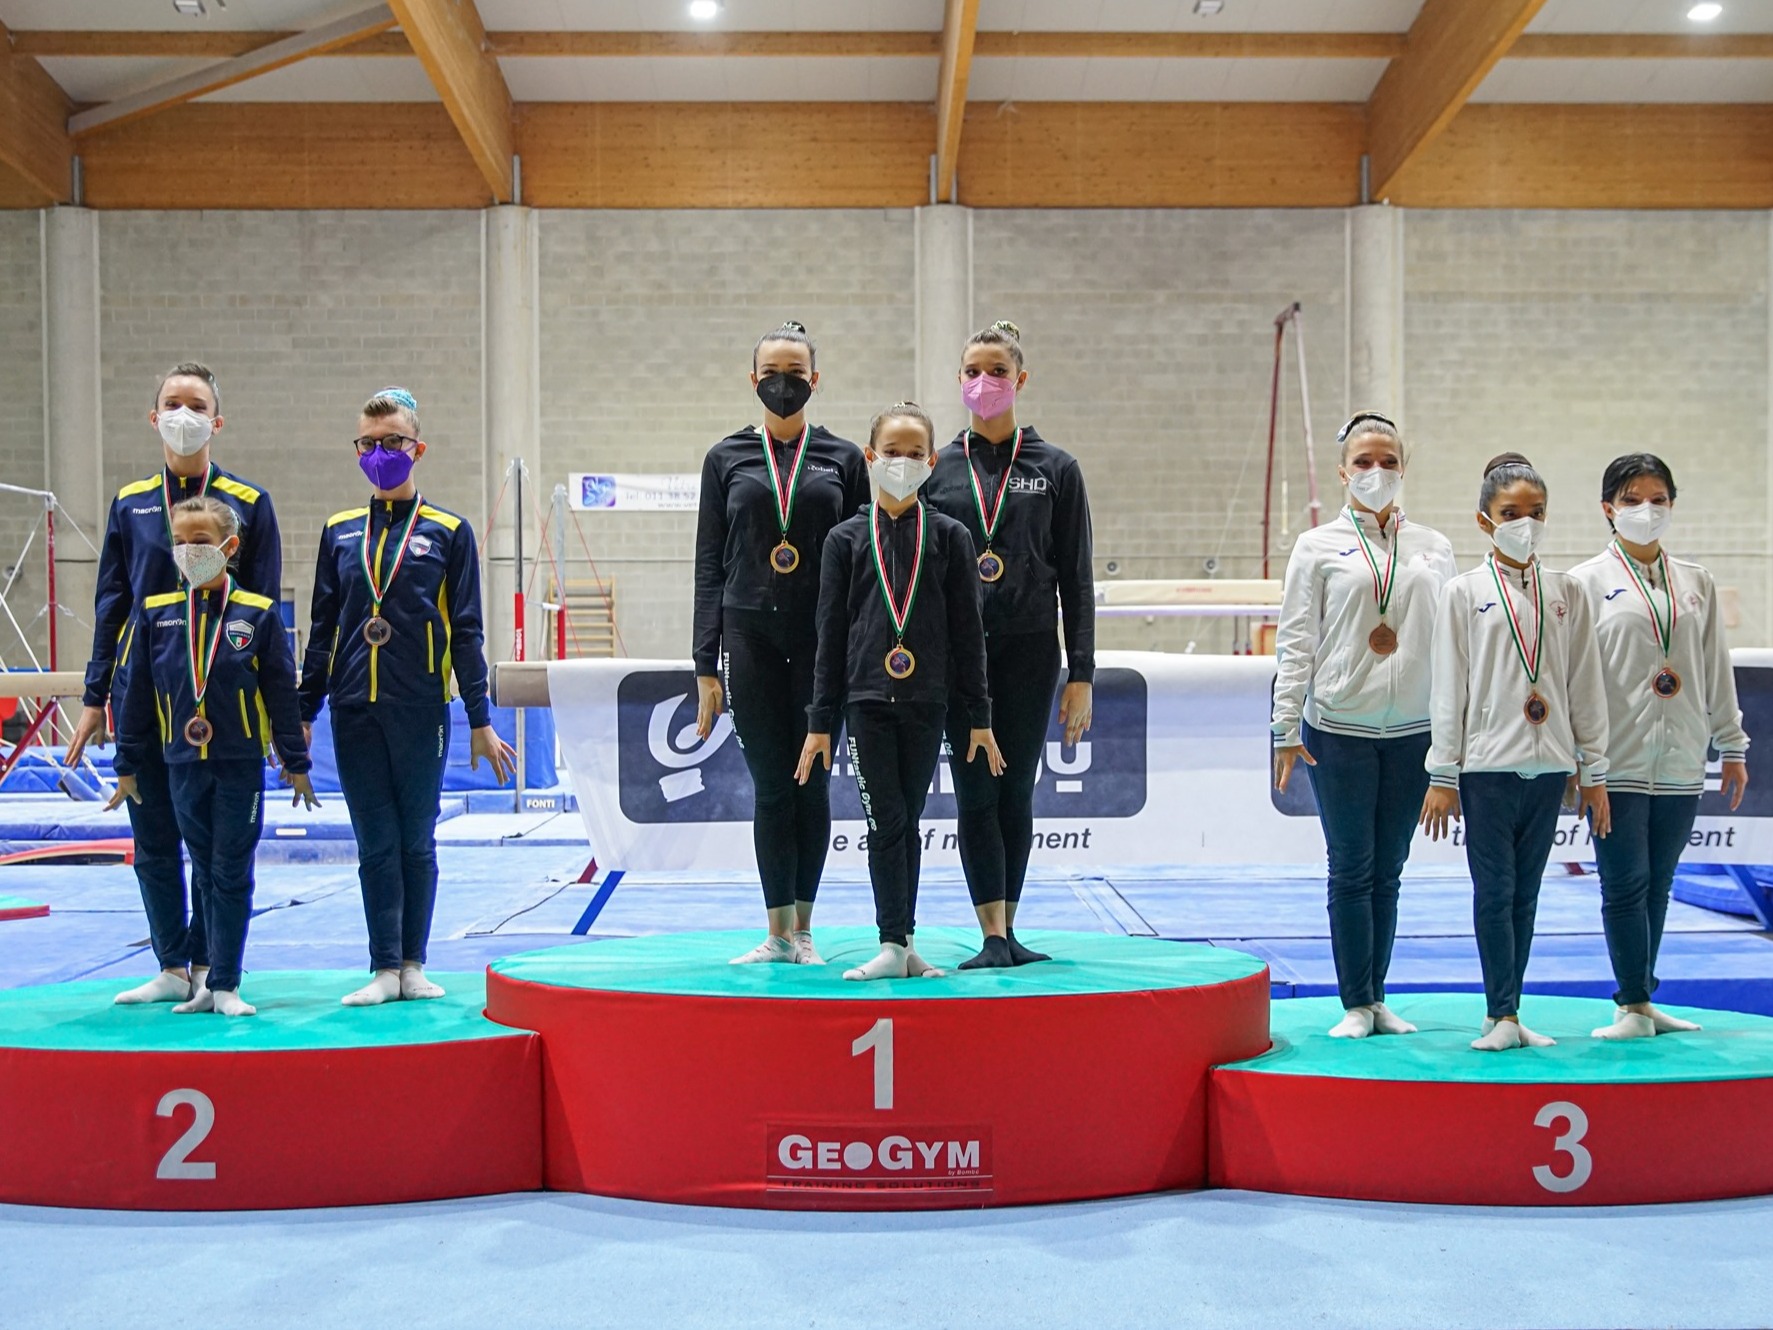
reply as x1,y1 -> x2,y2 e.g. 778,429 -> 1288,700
547,650 -> 1773,872
569,473 -> 701,512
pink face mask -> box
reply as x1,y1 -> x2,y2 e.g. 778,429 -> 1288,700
961,373 -> 1018,420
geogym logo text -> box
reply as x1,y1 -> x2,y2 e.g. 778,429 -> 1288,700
766,1126 -> 992,1193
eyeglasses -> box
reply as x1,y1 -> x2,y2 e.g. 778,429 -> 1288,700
351,434 -> 418,456
1337,411 -> 1396,444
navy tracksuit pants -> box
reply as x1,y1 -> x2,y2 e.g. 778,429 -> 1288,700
331,703 -> 450,972
167,759 -> 264,992
131,742 -> 209,972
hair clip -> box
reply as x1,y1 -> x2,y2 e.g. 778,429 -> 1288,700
375,386 -> 419,412
1337,410 -> 1395,444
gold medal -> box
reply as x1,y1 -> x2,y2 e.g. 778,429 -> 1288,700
977,550 -> 1005,583
770,541 -> 800,575
1368,622 -> 1398,656
363,615 -> 393,646
885,645 -> 917,679
183,715 -> 214,747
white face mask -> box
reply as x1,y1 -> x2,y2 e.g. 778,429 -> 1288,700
1486,516 -> 1545,563
1346,467 -> 1402,513
157,406 -> 214,457
172,542 -> 231,587
870,455 -> 930,503
1611,502 -> 1672,547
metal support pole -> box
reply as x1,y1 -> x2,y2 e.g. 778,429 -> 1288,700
550,483 -> 568,660
512,458 -> 528,808
1260,314 -> 1287,579
1292,305 -> 1321,529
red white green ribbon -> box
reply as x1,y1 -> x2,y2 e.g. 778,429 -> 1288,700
185,573 -> 233,708
761,422 -> 810,537
869,502 -> 926,644
162,464 -> 214,549
964,427 -> 1024,547
360,496 -> 425,615
1347,506 -> 1400,617
1611,540 -> 1676,658
1487,553 -> 1543,686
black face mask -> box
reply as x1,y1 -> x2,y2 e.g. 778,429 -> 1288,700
755,372 -> 814,421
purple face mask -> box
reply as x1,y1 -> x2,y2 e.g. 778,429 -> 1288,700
359,445 -> 416,491
961,373 -> 1018,420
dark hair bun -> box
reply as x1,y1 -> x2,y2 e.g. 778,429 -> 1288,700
990,319 -> 1021,340
1483,451 -> 1533,477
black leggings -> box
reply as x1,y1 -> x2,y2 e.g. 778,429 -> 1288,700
948,630 -> 1062,908
847,701 -> 946,946
723,610 -> 831,911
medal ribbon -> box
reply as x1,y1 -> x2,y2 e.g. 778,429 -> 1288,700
761,423 -> 811,538
964,427 -> 1024,546
360,496 -> 425,615
1347,506 -> 1400,617
185,574 -> 233,709
1610,541 -> 1676,658
868,502 -> 926,644
162,464 -> 215,550
1487,554 -> 1543,686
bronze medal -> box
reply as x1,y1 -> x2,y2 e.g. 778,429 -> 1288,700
770,541 -> 800,575
978,550 -> 1005,583
1368,623 -> 1398,656
183,715 -> 214,747
1653,666 -> 1682,699
885,645 -> 917,680
1524,693 -> 1550,726
363,615 -> 393,646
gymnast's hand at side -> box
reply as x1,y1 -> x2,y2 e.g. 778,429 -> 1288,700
286,771 -> 321,810
104,774 -> 140,812
1273,743 -> 1315,793
696,675 -> 724,741
1419,786 -> 1461,842
796,733 -> 831,786
969,728 -> 1006,778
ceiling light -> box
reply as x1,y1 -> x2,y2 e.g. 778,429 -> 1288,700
1688,3 -> 1723,20
689,0 -> 722,20
172,0 -> 208,15
1195,0 -> 1225,12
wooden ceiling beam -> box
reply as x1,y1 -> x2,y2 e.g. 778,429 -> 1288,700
1366,0 -> 1546,200
934,0 -> 980,202
69,5 -> 397,138
386,0 -> 513,202
1511,33 -> 1773,58
0,19 -> 72,203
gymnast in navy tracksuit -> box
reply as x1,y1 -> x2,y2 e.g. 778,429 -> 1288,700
299,387 -> 514,1007
797,402 -> 1002,982
109,496 -> 315,1018
65,362 -> 282,1009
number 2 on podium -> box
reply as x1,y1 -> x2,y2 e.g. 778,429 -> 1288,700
852,1019 -> 894,1111
156,1089 -> 217,1180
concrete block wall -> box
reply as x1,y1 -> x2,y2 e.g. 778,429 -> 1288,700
0,213 -> 45,671
96,211 -> 483,638
537,209 -> 916,659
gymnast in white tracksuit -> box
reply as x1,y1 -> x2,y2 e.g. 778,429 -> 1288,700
1421,452 -> 1611,1052
1570,452 -> 1749,1041
1272,412 -> 1456,1039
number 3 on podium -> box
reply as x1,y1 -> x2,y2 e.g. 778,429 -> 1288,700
1532,1100 -> 1592,1194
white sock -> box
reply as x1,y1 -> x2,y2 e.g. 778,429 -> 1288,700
1329,1007 -> 1375,1039
400,964 -> 445,1000
904,937 -> 945,979
844,943 -> 909,982
1517,1021 -> 1557,1048
1647,1004 -> 1702,1034
342,970 -> 402,1007
113,970 -> 190,1005
1471,1019 -> 1524,1052
1592,1009 -> 1656,1040
791,931 -> 825,966
1368,1002 -> 1417,1035
730,935 -> 796,965
212,988 -> 257,1017
173,986 -> 214,1015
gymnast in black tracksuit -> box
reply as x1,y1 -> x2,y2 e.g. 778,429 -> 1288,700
797,402 -> 1001,982
924,320 -> 1096,968
694,322 -> 870,967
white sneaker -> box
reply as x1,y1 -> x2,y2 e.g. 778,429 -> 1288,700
730,935 -> 796,965
791,931 -> 824,965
